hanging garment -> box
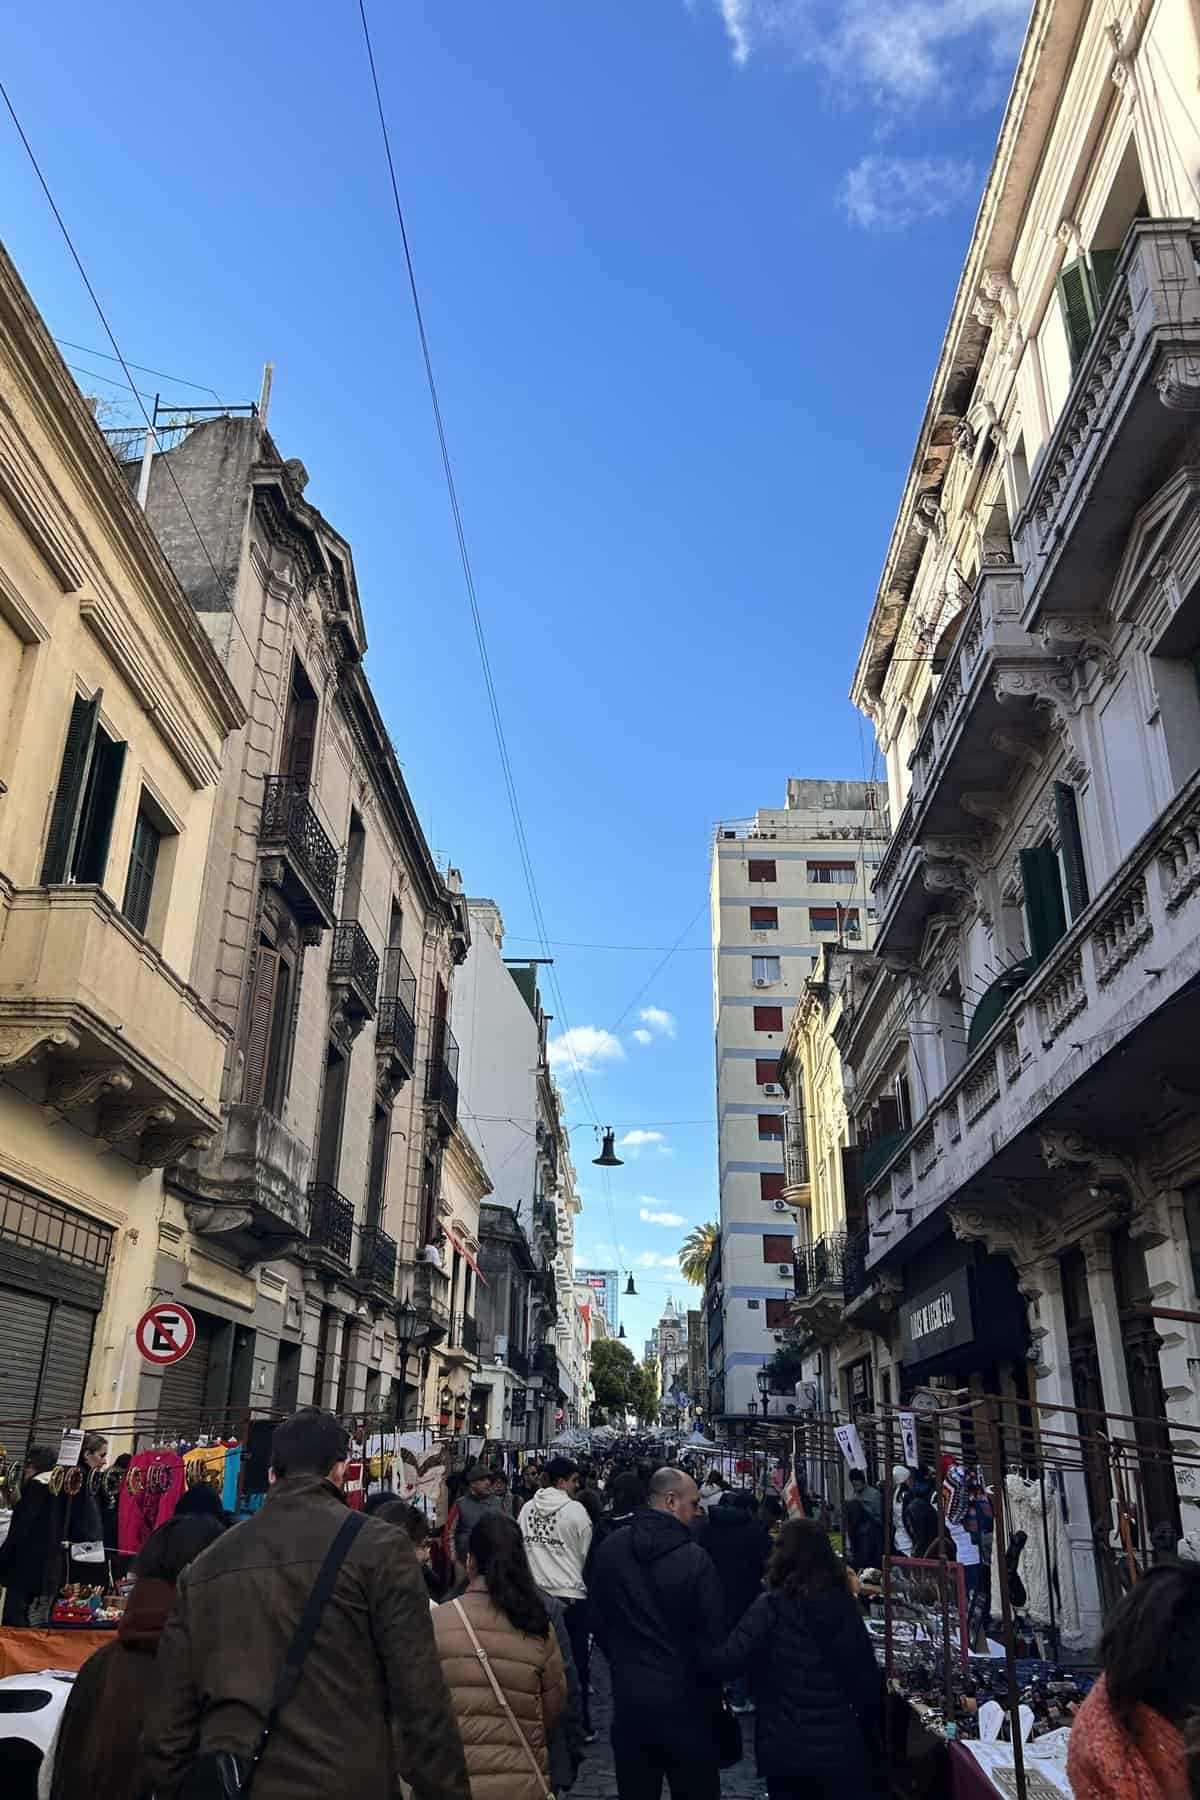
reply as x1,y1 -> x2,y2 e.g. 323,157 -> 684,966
220,1445 -> 242,1514
990,1473 -> 1082,1641
117,1450 -> 185,1556
183,1444 -> 226,1492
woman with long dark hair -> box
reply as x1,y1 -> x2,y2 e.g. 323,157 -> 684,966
1068,1560 -> 1200,1797
434,1513 -> 567,1800
706,1518 -> 885,1800
43,1513 -> 225,1800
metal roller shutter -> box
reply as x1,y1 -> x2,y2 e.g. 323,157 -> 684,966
157,1315 -> 215,1434
0,1287 -> 52,1451
36,1304 -> 97,1434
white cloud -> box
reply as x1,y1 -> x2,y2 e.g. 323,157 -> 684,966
841,154 -> 978,229
547,1025 -> 625,1074
638,1006 -> 678,1039
619,1129 -> 665,1148
632,1028 -> 653,1045
640,1205 -> 686,1227
635,1250 -> 686,1269
709,0 -> 1028,102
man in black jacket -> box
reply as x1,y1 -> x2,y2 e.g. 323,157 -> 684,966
0,1445 -> 64,1624
590,1468 -> 725,1800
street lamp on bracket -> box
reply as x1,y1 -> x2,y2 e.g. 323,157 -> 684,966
394,1298 -> 421,1430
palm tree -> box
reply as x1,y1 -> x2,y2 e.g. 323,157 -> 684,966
679,1222 -> 718,1286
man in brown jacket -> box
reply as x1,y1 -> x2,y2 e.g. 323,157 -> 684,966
142,1410 -> 470,1800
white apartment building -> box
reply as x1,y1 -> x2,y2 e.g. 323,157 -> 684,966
844,0 -> 1200,1639
710,779 -> 887,1420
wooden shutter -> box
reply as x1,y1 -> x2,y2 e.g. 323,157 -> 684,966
284,694 -> 318,785
1020,845 -> 1068,965
756,1058 -> 780,1084
748,859 -> 776,882
841,1145 -> 864,1235
765,1299 -> 791,1328
760,1173 -> 786,1202
243,946 -> 282,1106
1057,258 -> 1098,363
74,736 -> 126,885
123,811 -> 161,934
762,1233 -> 792,1262
750,906 -> 778,927
758,1113 -> 783,1138
1054,781 -> 1089,920
41,691 -> 101,883
753,1005 -> 783,1032
877,1094 -> 901,1137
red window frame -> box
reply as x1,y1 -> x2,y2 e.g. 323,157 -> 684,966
760,1173 -> 786,1203
753,1005 -> 783,1032
748,859 -> 777,882
765,1299 -> 792,1328
762,1233 -> 792,1263
758,1114 -> 784,1139
750,906 -> 779,928
755,1058 -> 780,1086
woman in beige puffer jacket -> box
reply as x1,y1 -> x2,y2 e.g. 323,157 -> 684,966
434,1513 -> 567,1800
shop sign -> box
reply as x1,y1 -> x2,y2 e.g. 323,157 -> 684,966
898,1410 -> 918,1467
135,1301 -> 197,1366
900,1266 -> 974,1366
833,1421 -> 867,1471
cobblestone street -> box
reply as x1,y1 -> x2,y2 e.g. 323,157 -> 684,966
569,1653 -> 765,1800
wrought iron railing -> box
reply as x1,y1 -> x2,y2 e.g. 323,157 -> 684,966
450,1312 -> 480,1355
261,778 -> 338,916
793,1233 -> 849,1299
330,921 -> 380,1007
357,1224 -> 396,1291
409,1259 -> 450,1328
784,1115 -> 809,1188
378,950 -> 417,1066
426,1025 -> 460,1123
506,1341 -> 530,1379
534,1197 -> 559,1247
842,1232 -> 870,1303
306,1182 -> 354,1263
534,1341 -> 559,1386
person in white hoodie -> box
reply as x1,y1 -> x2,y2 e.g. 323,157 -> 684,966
519,1456 -> 595,1739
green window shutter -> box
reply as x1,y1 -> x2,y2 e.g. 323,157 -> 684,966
1057,258 -> 1098,364
1089,248 -> 1121,308
1020,845 -> 1068,966
73,736 -> 126,885
1054,781 -> 1090,921
122,809 -> 161,935
41,691 -> 101,883
242,945 -> 281,1107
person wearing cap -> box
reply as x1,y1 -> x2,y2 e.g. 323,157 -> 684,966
454,1464 -> 499,1571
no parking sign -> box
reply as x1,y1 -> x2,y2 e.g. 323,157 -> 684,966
135,1302 -> 197,1366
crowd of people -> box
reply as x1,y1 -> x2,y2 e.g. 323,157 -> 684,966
3,1416 -> 1200,1798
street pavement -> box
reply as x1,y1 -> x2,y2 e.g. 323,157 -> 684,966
570,1651 -> 766,1800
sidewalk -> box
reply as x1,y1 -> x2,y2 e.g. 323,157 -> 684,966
569,1652 -> 765,1800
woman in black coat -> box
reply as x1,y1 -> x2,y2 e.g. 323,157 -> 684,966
707,1519 -> 885,1800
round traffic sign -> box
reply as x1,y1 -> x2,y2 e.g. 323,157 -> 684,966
135,1302 -> 197,1366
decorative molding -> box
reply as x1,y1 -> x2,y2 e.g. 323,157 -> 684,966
952,419 -> 977,462
922,859 -> 975,900
78,592 -> 221,789
0,441 -> 84,591
1156,353 -> 1200,414
0,1024 -> 80,1071
142,1128 -> 214,1169
913,496 -> 946,542
44,1063 -> 132,1114
100,1100 -> 176,1143
959,790 -> 1011,827
989,726 -> 1044,771
1038,615 -> 1118,682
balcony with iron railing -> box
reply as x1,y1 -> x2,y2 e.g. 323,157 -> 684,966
503,1340 -> 530,1380
864,765 -> 1200,1268
792,1233 -> 851,1341
356,1224 -> 397,1296
533,1196 -> 559,1250
376,947 -> 417,1082
329,920 -> 380,1023
406,1258 -> 451,1342
305,1182 -> 354,1265
533,1341 -> 560,1389
783,1115 -> 811,1204
426,1026 -> 460,1129
259,777 -> 339,929
445,1311 -> 480,1360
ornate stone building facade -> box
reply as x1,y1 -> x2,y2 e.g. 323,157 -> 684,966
845,0 -> 1200,1638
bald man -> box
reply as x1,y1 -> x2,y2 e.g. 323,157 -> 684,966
590,1467 -> 727,1799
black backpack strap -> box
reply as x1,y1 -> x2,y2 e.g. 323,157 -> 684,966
250,1511 -> 367,1772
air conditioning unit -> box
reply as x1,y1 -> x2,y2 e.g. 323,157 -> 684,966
771,1198 -> 789,1214
754,977 -> 770,988
777,1263 -> 793,1278
762,1082 -> 781,1095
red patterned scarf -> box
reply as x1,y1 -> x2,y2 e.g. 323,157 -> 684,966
1068,1675 -> 1190,1798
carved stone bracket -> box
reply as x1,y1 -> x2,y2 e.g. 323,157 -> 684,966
1038,615 -> 1118,683
299,922 -> 323,950
960,791 -> 1011,828
989,726 -> 1045,772
141,1128 -> 214,1169
100,1101 -> 176,1144
1156,352 -> 1200,414
914,496 -> 946,542
45,1063 -> 133,1115
0,1025 -> 81,1070
952,419 -> 977,462
922,859 -> 976,900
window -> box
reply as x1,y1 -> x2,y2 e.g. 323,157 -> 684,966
810,906 -> 860,935
41,690 -> 127,886
281,657 -> 318,785
1056,252 -> 1121,364
758,1114 -> 784,1140
243,936 -> 295,1115
762,1233 -> 792,1262
1020,845 -> 1068,965
760,1173 -> 786,1202
748,858 -> 776,882
753,1005 -> 783,1032
750,906 -> 778,929
1054,782 -> 1089,921
807,861 -> 856,884
751,955 -> 781,985
755,1058 -> 780,1086
343,808 -> 366,921
765,1299 -> 791,1328
122,805 -> 162,935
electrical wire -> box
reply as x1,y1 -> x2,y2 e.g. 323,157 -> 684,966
354,2 -> 632,1277
54,336 -> 224,402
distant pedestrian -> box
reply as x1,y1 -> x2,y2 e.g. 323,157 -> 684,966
434,1514 -> 567,1800
0,1446 -> 64,1624
143,1409 -> 470,1800
708,1518 -> 885,1800
844,1470 -> 884,1571
490,1472 -> 514,1519
702,1490 -> 771,1715
590,1468 -> 726,1800
518,1457 -> 595,1738
586,1471 -> 646,1577
699,1469 -> 728,1512
67,1432 -> 109,1584
454,1464 -> 501,1572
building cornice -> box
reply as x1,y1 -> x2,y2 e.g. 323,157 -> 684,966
850,0 -> 1088,716
0,245 -> 245,747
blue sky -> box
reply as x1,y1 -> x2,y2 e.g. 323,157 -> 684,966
2,0 -> 1028,1356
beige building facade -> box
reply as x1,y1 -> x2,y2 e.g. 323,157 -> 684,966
0,245 -> 244,1440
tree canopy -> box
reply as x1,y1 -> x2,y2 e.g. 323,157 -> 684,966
679,1222 -> 718,1286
